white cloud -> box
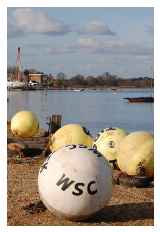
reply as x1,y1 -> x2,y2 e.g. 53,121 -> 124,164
77,37 -> 100,49
8,8 -> 71,38
78,20 -> 116,36
8,10 -> 115,39
49,37 -> 153,57
49,37 -> 99,55
76,37 -> 153,56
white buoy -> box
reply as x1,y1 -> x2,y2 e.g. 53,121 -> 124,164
38,144 -> 112,221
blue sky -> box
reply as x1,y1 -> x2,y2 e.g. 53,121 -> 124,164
7,7 -> 153,78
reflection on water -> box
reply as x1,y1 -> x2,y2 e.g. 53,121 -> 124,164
7,89 -> 154,136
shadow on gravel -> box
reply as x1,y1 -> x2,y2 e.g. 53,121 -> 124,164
88,202 -> 153,223
23,201 -> 153,224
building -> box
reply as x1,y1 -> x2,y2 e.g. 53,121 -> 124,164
28,73 -> 48,85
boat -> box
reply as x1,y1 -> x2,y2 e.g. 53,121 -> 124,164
124,96 -> 154,103
21,81 -> 39,91
73,89 -> 84,92
7,81 -> 26,89
124,77 -> 154,103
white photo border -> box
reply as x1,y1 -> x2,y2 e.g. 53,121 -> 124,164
1,0 -> 159,231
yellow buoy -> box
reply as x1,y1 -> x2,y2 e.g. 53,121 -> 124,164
93,127 -> 128,167
49,124 -> 93,152
117,131 -> 154,177
11,111 -> 39,137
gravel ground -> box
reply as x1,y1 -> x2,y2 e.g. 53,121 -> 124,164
7,156 -> 154,226
7,126 -> 154,226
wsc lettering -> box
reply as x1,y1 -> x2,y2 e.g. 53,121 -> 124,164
56,173 -> 98,196
66,144 -> 103,158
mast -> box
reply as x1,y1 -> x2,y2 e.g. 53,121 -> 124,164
16,47 -> 21,81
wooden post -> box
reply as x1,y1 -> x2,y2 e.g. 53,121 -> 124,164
48,114 -> 62,134
43,114 -> 62,157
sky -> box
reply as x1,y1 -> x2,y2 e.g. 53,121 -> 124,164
7,7 -> 154,78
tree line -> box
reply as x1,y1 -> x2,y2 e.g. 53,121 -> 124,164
7,66 -> 154,88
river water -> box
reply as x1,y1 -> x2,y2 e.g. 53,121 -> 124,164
7,88 -> 154,136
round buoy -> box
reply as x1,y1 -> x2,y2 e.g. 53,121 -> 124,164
117,131 -> 154,177
11,111 -> 39,138
38,144 -> 112,221
93,127 -> 127,168
49,124 -> 93,152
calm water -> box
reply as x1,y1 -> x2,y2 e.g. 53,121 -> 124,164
7,89 -> 154,136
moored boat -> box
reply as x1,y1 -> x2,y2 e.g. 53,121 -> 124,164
124,97 -> 154,103
7,81 -> 26,89
73,89 -> 84,92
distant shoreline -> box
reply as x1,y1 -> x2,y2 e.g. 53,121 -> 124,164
7,86 -> 154,91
